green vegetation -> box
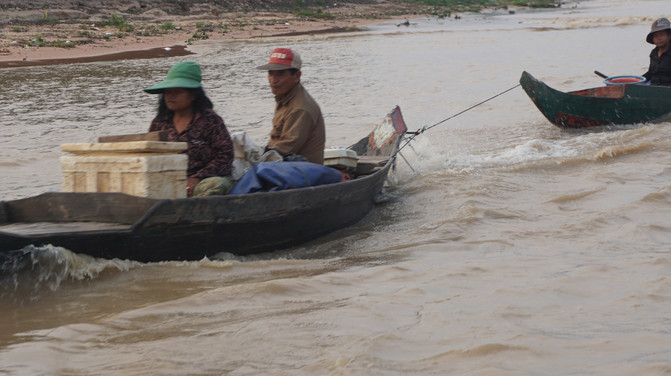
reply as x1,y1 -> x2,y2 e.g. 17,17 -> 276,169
403,0 -> 560,11
118,23 -> 134,32
26,34 -> 45,46
218,23 -> 230,34
159,22 -> 177,31
104,14 -> 134,32
293,7 -> 336,20
24,34 -> 76,48
195,22 -> 214,30
48,40 -> 77,48
104,14 -> 125,27
192,30 -> 209,40
35,17 -> 59,25
507,0 -> 561,8
186,22 -> 215,44
286,0 -> 560,21
35,8 -> 59,24
8,0 -> 567,50
136,24 -> 163,36
290,0 -> 336,19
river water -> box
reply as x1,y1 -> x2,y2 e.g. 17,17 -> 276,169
2,0 -> 671,374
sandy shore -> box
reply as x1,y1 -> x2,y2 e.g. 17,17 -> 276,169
0,2 -> 424,68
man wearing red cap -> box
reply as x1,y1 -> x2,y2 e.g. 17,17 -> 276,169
257,48 -> 325,164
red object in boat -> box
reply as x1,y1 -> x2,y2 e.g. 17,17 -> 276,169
603,76 -> 646,85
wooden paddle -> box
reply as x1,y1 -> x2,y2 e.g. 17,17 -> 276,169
594,70 -> 608,79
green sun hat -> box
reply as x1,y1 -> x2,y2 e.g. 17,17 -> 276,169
144,61 -> 202,94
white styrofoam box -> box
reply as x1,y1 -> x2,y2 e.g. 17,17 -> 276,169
324,148 -> 358,169
60,141 -> 188,199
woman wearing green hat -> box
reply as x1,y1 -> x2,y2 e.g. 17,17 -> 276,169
145,61 -> 234,197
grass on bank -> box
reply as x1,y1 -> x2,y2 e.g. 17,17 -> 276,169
24,35 -> 76,48
290,0 -> 560,21
404,0 -> 560,8
292,0 -> 560,16
6,0 -> 562,49
294,7 -> 337,20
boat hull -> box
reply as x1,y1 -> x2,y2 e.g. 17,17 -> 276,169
520,71 -> 671,128
0,166 -> 387,261
0,107 -> 407,262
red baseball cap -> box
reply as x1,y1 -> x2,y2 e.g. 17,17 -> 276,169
256,48 -> 302,70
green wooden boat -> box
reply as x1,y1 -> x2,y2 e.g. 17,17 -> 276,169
520,71 -> 671,128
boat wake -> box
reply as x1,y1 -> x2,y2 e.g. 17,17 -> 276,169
397,120 -> 669,176
0,245 -> 138,303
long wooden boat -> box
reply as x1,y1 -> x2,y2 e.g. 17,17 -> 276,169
0,107 -> 408,262
520,71 -> 671,128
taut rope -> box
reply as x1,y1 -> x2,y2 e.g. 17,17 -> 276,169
395,84 -> 521,158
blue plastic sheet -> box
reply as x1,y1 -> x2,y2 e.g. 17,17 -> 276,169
230,162 -> 343,194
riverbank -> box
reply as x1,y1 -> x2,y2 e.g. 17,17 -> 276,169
0,0 -> 564,68
0,1 -> 441,68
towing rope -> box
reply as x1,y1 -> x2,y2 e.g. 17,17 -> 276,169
395,83 -> 521,158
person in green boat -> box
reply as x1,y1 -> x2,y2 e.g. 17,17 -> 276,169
643,18 -> 671,86
145,61 -> 235,197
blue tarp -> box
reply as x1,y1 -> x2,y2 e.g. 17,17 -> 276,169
230,162 -> 343,195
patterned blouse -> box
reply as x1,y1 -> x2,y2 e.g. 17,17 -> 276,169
149,109 -> 234,179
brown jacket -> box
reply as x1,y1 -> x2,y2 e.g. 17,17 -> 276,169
268,83 -> 325,164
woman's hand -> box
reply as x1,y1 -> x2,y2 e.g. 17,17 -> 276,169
186,177 -> 202,197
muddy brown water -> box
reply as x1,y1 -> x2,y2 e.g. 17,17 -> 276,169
1,1 -> 671,374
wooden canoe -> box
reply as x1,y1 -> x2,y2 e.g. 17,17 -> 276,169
0,107 -> 408,262
520,71 -> 671,128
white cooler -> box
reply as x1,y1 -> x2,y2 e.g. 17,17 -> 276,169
324,148 -> 358,172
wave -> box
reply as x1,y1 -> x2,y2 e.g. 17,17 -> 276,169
394,121 -> 668,177
639,185 -> 671,204
0,245 -> 140,304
